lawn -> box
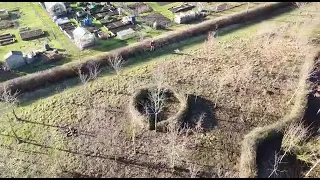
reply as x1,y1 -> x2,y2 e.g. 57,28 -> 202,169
0,2 -> 150,79
0,2 -> 79,61
0,4 -> 319,178
145,2 -> 183,21
0,2 -> 263,82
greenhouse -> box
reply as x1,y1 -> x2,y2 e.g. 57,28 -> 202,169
44,2 -> 67,17
72,27 -> 95,50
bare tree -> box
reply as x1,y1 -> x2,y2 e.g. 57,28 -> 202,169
77,66 -> 90,85
305,159 -> 320,177
88,61 -> 101,81
165,121 -> 187,170
77,61 -> 101,85
146,86 -> 167,131
0,86 -> 19,113
144,65 -> 169,131
108,54 -> 124,93
188,163 -> 201,178
0,86 -> 19,106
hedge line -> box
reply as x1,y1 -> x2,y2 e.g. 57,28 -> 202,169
0,2 -> 292,94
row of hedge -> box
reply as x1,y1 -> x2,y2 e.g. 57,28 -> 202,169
0,2 -> 293,94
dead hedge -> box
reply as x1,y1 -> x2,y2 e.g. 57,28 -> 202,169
239,50 -> 319,178
128,86 -> 188,131
0,2 -> 293,94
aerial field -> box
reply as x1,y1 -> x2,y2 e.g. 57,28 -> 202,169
0,2 -> 319,178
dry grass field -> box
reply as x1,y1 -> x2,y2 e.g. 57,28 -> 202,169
0,2 -> 319,178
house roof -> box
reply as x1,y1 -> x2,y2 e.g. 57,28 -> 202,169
73,27 -> 90,37
44,2 -> 66,11
72,27 -> 95,41
117,28 -> 135,36
0,9 -> 8,14
4,51 -> 23,60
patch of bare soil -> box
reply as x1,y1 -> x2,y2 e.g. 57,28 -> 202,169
0,67 -> 20,82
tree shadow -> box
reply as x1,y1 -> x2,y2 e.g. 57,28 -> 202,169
9,12 -> 21,20
182,94 -> 217,131
303,92 -> 320,136
256,131 -> 308,178
0,69 -> 21,83
20,119 -> 96,138
8,138 -> 193,177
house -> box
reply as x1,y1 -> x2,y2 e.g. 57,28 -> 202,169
44,2 -> 67,17
143,13 -> 171,29
168,4 -> 195,13
72,27 -> 95,50
4,51 -> 26,70
214,3 -> 229,12
116,28 -> 136,40
174,10 -> 204,24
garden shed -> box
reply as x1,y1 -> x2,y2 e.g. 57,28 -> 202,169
4,51 -> 26,70
174,10 -> 204,24
72,27 -> 95,50
44,2 -> 67,17
116,28 -> 136,40
143,13 -> 171,29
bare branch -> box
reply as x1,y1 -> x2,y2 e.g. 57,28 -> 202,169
77,66 -> 90,85
188,163 -> 201,178
108,54 -> 124,92
88,61 -> 101,81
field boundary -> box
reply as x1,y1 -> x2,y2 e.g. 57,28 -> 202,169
0,2 -> 293,94
239,50 -> 320,178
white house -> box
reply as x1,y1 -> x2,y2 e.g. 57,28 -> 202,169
72,27 -> 95,50
174,10 -> 203,24
117,28 -> 136,40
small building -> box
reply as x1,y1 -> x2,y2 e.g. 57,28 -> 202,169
174,10 -> 204,24
0,9 -> 9,20
214,3 -> 229,12
143,13 -> 171,29
72,27 -> 95,50
4,51 -> 26,70
116,28 -> 136,40
44,2 -> 67,17
55,17 -> 70,25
